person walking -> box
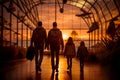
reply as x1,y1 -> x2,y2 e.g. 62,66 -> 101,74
64,37 -> 76,71
31,21 -> 47,73
47,22 -> 64,72
77,41 -> 88,72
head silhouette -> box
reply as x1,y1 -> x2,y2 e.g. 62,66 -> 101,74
38,21 -> 42,26
53,22 -> 57,28
67,37 -> 73,44
80,41 -> 85,46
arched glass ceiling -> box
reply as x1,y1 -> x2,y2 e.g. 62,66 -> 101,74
0,0 -> 119,38
0,0 -> 120,47
1,0 -> 119,28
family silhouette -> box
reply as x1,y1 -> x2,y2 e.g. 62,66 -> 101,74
31,21 -> 88,74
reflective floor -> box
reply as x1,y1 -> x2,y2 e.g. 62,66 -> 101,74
0,55 -> 117,80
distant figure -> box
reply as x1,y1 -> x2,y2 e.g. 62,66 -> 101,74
64,37 -> 76,71
47,22 -> 64,72
31,21 -> 47,73
77,41 -> 88,72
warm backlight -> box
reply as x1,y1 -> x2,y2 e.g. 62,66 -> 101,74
62,34 -> 68,40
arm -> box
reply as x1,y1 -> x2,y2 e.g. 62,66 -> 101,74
30,31 -> 34,46
44,30 -> 48,49
60,31 -> 64,50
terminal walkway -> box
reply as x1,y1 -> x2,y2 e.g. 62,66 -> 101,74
0,55 -> 118,80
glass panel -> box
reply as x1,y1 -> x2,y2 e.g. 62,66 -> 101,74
97,0 -> 111,21
107,0 -> 119,17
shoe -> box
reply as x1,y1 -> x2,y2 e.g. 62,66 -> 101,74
38,67 -> 41,71
38,70 -> 41,73
37,67 -> 41,73
56,68 -> 58,72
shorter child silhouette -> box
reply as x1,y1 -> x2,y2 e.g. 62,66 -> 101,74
77,41 -> 88,72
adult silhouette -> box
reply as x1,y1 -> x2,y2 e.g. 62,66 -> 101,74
31,21 -> 47,73
47,22 -> 64,72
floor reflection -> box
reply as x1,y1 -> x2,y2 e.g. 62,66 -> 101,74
55,73 -> 58,80
0,55 -> 111,80
50,70 -> 73,80
67,70 -> 72,80
50,71 -> 59,80
80,71 -> 84,80
50,71 -> 55,80
36,73 -> 41,80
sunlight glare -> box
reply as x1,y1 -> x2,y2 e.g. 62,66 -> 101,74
63,34 -> 68,40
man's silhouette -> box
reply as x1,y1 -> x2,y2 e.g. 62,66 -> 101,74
31,21 -> 47,73
47,22 -> 64,72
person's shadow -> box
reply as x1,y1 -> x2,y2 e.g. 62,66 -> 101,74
67,70 -> 72,80
55,73 -> 58,80
36,73 -> 41,80
50,71 -> 55,80
80,71 -> 84,80
50,71 -> 59,80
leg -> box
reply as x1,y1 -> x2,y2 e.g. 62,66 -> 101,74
67,57 -> 69,69
39,48 -> 44,66
80,59 -> 84,72
35,48 -> 38,72
70,58 -> 72,69
38,49 -> 44,71
51,49 -> 55,71
69,58 -> 72,73
56,49 -> 59,72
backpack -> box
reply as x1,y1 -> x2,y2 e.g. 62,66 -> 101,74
49,28 -> 61,46
32,27 -> 46,44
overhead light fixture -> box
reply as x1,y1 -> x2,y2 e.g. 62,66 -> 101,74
87,22 -> 99,33
106,21 -> 115,36
56,0 -> 67,13
76,12 -> 92,17
76,8 -> 92,17
60,7 -> 64,13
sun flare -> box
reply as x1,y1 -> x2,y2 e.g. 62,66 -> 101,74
63,34 -> 68,40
